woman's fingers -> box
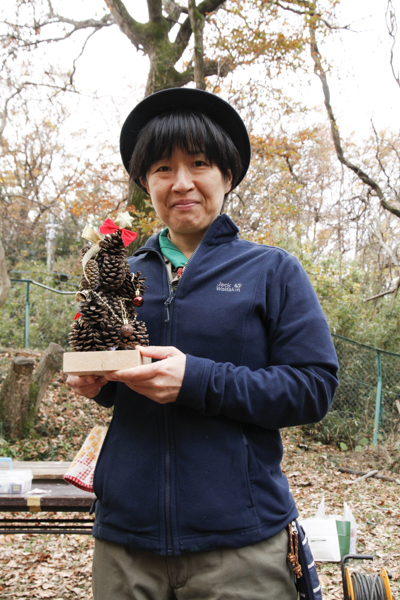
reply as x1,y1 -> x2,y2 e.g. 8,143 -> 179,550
66,374 -> 108,399
105,346 -> 186,404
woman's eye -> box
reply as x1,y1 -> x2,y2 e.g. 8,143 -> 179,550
193,160 -> 207,167
155,165 -> 170,172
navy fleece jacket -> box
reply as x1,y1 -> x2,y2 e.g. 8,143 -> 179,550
92,214 -> 339,556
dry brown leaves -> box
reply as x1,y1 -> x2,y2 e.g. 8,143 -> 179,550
0,526 -> 94,598
0,349 -> 399,598
282,431 -> 400,599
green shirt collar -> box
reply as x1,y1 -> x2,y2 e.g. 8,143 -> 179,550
159,228 -> 188,269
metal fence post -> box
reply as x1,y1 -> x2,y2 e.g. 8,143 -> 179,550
24,281 -> 30,349
9,277 -> 76,350
373,351 -> 382,447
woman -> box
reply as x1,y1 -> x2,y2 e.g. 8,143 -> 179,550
67,88 -> 339,600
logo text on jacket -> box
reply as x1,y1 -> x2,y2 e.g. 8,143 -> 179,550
216,282 -> 242,292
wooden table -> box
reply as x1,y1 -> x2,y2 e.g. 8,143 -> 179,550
0,462 -> 95,534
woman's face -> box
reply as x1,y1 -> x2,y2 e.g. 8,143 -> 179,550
142,148 -> 232,238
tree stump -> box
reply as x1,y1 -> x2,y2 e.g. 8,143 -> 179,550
0,343 -> 64,440
26,342 -> 64,433
0,357 -> 34,439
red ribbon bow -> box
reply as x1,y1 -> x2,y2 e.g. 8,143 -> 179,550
99,218 -> 137,247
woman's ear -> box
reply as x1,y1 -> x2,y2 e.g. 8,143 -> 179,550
224,170 -> 233,194
140,178 -> 150,195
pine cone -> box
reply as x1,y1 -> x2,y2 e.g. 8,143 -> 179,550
120,270 -> 148,299
69,320 -> 99,351
83,259 -> 100,289
95,320 -> 121,349
118,318 -> 149,349
78,297 -> 108,325
119,267 -> 136,298
132,271 -> 147,296
81,242 -> 92,258
99,231 -> 126,256
69,318 -> 122,351
99,255 -> 126,291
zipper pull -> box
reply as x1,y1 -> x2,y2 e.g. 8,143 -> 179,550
164,292 -> 175,323
164,304 -> 170,323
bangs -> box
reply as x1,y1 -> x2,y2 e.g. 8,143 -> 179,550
129,110 -> 242,190
146,111 -> 216,162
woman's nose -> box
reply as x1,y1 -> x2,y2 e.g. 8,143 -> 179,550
172,167 -> 194,192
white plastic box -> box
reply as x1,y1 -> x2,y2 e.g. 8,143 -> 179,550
0,458 -> 32,494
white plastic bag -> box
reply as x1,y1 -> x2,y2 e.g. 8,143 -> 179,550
343,501 -> 357,554
300,498 -> 357,562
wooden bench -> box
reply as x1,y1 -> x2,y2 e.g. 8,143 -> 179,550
0,462 -> 95,535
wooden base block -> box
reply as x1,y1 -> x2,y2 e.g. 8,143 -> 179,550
63,349 -> 151,376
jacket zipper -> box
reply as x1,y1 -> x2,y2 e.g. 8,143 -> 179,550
163,221 -> 213,325
150,224 -> 214,556
160,254 -> 174,555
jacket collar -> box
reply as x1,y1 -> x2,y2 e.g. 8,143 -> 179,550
136,214 -> 239,255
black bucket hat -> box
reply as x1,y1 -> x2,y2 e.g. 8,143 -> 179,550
120,87 -> 251,190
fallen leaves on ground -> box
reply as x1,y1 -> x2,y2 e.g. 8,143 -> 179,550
0,348 -> 399,598
0,526 -> 94,598
283,432 -> 400,599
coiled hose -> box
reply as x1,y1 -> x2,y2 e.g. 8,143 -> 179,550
346,567 -> 392,600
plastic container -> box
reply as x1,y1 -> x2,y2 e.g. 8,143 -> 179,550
0,457 -> 33,494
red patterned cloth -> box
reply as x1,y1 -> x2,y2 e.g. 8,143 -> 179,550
64,425 -> 107,492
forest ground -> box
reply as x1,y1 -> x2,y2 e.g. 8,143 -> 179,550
0,348 -> 399,599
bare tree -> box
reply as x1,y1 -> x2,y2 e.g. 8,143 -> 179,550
2,0 -> 231,97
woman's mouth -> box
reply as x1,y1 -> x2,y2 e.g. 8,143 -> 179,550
172,199 -> 199,209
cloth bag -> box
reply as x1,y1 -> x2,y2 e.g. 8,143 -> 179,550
64,425 -> 107,492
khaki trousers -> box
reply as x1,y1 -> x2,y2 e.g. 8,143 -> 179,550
92,529 -> 298,600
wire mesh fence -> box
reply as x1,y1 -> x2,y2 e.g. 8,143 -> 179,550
303,334 -> 400,448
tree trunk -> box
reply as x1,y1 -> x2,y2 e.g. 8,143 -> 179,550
0,238 -> 11,308
27,342 -> 64,429
0,343 -> 64,440
188,0 -> 206,90
0,358 -> 34,439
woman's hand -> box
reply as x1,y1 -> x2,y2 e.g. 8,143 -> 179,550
104,346 -> 186,404
66,374 -> 109,399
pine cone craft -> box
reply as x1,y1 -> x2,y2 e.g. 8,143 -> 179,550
69,213 -> 149,352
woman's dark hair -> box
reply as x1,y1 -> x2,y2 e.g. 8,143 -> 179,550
129,110 -> 243,193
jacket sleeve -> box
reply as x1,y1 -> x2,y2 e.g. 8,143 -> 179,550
176,253 -> 339,429
93,381 -> 118,408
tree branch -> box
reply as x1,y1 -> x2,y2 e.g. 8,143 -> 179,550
309,17 -> 400,220
373,219 -> 399,268
274,0 -> 349,30
386,0 -> 400,89
371,122 -> 400,203
67,30 -> 98,89
364,280 -> 400,302
177,57 -> 233,87
104,0 -> 149,50
1,13 -> 113,51
174,0 -> 225,62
